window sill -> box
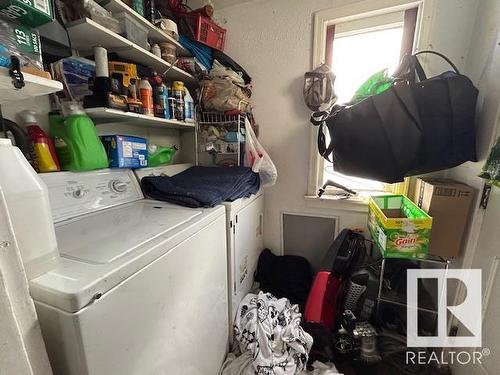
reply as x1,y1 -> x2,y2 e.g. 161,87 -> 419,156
304,194 -> 369,213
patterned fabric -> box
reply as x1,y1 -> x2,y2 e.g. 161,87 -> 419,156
223,292 -> 313,375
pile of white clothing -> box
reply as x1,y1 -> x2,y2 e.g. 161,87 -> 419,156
221,292 -> 313,375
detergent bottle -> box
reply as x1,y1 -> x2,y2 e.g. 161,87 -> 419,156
0,138 -> 58,279
49,102 -> 108,171
17,110 -> 60,173
148,144 -> 178,167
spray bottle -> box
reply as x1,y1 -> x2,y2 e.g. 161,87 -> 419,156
17,110 -> 60,173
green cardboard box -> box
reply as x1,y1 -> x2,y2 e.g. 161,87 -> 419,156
367,195 -> 433,259
0,0 -> 53,27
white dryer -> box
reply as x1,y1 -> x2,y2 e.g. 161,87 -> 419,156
31,169 -> 228,375
134,165 -> 264,336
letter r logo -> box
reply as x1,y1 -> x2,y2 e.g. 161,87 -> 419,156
407,269 -> 482,348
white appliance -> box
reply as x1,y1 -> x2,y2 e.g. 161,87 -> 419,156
30,169 -> 228,375
134,165 -> 264,337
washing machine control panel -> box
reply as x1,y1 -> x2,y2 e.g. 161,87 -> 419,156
40,169 -> 144,223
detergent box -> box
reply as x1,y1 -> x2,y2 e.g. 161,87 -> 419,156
0,0 -> 53,27
101,135 -> 148,169
368,195 -> 432,259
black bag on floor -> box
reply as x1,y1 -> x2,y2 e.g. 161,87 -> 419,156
313,51 -> 478,183
255,249 -> 313,309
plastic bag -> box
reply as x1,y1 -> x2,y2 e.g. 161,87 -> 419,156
201,77 -> 251,112
244,118 -> 277,186
350,69 -> 394,104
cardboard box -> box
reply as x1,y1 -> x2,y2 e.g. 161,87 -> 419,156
368,195 -> 433,259
101,135 -> 148,169
412,178 -> 475,259
0,0 -> 53,27
0,19 -> 42,69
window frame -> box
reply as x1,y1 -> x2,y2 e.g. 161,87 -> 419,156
308,0 -> 429,197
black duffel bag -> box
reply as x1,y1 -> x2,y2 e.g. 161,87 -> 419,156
312,51 -> 478,183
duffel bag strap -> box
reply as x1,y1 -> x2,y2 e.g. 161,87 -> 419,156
414,50 -> 460,74
393,53 -> 427,83
393,50 -> 460,84
310,106 -> 343,162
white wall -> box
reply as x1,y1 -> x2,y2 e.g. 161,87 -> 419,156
217,0 -> 479,253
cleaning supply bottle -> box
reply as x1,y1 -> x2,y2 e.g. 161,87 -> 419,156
139,77 -> 154,117
49,102 -> 108,171
171,81 -> 185,121
17,110 -> 60,173
148,144 -> 178,167
184,87 -> 194,123
152,76 -> 170,119
0,138 -> 58,279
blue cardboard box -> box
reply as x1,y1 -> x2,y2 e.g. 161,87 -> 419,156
101,135 -> 148,168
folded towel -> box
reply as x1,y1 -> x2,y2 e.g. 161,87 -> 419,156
141,166 -> 260,208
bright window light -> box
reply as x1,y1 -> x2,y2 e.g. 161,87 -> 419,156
331,26 -> 404,104
324,26 -> 404,192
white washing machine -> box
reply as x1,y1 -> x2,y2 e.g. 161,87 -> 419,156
31,169 -> 228,375
134,165 -> 264,336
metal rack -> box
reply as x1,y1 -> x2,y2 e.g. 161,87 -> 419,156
375,251 -> 451,322
197,112 -> 247,167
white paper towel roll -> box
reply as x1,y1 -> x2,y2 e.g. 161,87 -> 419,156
94,46 -> 109,77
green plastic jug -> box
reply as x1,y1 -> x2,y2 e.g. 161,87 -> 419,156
148,145 -> 178,168
49,103 -> 108,171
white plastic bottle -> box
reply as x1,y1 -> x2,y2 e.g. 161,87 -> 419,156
184,87 -> 194,123
0,138 -> 58,279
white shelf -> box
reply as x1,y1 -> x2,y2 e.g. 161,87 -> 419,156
0,67 -> 63,104
66,18 -> 197,85
99,0 -> 191,56
85,107 -> 196,130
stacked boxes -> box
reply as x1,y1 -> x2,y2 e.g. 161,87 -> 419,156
0,0 -> 53,27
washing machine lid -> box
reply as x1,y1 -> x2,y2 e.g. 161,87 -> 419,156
30,202 -> 225,313
56,200 -> 202,264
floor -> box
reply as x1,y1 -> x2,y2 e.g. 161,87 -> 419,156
335,359 -> 450,375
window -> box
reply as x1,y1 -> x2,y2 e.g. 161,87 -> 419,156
310,4 -> 419,197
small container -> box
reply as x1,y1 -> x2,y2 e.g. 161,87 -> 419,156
151,43 -> 161,58
139,78 -> 154,116
153,81 -> 170,119
171,81 -> 185,121
185,13 -> 226,51
115,11 -> 149,49
159,42 -> 177,64
184,87 -> 194,123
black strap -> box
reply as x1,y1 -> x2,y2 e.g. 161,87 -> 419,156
414,50 -> 460,74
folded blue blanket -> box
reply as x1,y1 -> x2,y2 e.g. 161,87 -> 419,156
141,166 -> 260,208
